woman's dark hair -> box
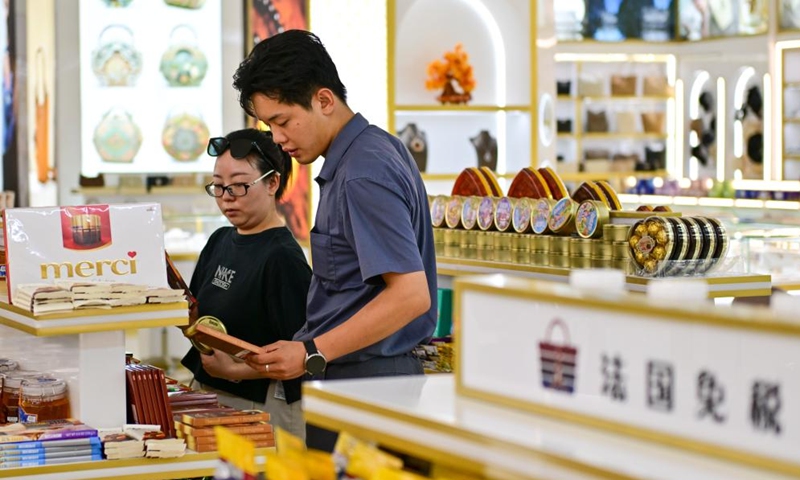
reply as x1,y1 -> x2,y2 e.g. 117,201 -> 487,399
233,30 -> 347,116
226,128 -> 293,200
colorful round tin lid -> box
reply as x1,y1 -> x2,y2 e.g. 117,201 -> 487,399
548,197 -> 577,233
494,197 -> 514,232
532,198 -> 554,235
460,196 -> 480,230
430,195 -> 448,228
575,200 -> 608,239
512,198 -> 532,233
444,197 -> 464,229
476,197 -> 496,231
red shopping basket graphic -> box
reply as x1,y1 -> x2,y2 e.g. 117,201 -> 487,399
539,318 -> 578,394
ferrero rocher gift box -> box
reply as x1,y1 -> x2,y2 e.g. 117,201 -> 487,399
3,203 -> 168,305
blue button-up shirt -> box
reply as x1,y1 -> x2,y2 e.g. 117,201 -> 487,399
293,114 -> 437,363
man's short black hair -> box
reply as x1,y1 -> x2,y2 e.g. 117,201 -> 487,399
233,30 -> 348,116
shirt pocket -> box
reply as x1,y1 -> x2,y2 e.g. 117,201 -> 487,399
310,231 -> 336,284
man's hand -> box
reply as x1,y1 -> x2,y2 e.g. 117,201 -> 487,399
200,349 -> 240,379
245,340 -> 307,380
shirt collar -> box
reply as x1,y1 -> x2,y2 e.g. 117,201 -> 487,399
316,113 -> 369,184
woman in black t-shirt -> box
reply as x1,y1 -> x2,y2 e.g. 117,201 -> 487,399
181,128 -> 311,441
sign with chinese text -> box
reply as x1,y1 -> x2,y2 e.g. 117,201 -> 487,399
456,276 -> 800,475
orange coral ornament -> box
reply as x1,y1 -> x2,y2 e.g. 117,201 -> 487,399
425,43 -> 476,105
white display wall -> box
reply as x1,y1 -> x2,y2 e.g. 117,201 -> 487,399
78,0 -> 223,176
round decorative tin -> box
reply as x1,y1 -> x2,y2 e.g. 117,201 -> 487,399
443,229 -> 458,247
548,198 -> 579,235
510,233 -> 528,251
162,111 -> 210,162
494,197 -> 515,232
531,235 -> 550,253
603,224 -> 630,242
93,107 -> 142,163
430,196 -> 448,228
611,241 -> 629,259
575,200 -> 609,239
160,25 -> 208,87
531,252 -> 550,266
593,240 -> 612,259
550,236 -> 570,255
550,254 -> 571,268
496,249 -> 513,263
462,230 -> 478,248
626,217 -> 676,276
514,250 -> 531,265
460,196 -> 481,231
476,196 -> 497,231
571,256 -> 593,269
569,238 -> 593,257
91,25 -> 142,86
700,217 -> 728,274
512,198 -> 533,233
476,231 -> 492,249
494,232 -> 512,250
432,228 -> 444,245
445,197 -> 464,229
532,198 -> 557,234
185,315 -> 227,355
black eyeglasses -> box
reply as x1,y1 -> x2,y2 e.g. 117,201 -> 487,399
207,137 -> 270,163
204,170 -> 277,197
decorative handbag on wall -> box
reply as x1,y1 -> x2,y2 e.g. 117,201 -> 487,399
643,76 -> 672,96
586,110 -> 609,133
556,119 -> 572,133
91,25 -> 142,87
397,123 -> 428,172
160,25 -> 208,87
34,47 -> 51,184
164,0 -> 206,8
616,111 -> 638,133
611,153 -> 639,172
610,75 -> 637,96
646,145 -> 666,170
93,107 -> 143,163
641,112 -> 666,133
162,110 -> 210,162
578,75 -> 604,96
556,80 -> 571,95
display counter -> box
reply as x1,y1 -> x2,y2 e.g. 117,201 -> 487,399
436,256 -> 772,298
303,375 -> 792,480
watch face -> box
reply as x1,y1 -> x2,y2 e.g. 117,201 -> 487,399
306,354 -> 326,374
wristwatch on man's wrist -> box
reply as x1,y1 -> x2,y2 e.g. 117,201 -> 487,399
303,339 -> 327,375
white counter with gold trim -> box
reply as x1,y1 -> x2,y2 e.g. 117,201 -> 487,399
437,256 -> 772,298
303,375 -> 793,480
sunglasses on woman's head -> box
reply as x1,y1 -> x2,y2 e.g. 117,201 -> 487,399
207,137 -> 269,163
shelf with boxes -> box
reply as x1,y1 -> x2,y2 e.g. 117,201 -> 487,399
779,43 -> 800,179
554,53 -> 674,178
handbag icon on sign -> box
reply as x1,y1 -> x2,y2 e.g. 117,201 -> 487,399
539,318 -> 578,394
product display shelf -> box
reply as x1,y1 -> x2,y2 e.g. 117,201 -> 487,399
618,193 -> 800,211
303,375 -> 793,480
436,256 -> 772,298
73,186 -> 207,197
0,447 -> 273,480
557,169 -> 668,182
394,104 -> 530,112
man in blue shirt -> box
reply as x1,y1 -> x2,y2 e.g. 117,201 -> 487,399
234,30 -> 437,449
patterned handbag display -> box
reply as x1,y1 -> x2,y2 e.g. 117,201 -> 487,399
160,25 -> 208,87
162,110 -> 210,162
539,318 -> 578,393
91,25 -> 142,87
93,107 -> 143,163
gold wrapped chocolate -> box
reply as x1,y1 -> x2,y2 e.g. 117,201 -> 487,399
647,221 -> 661,236
656,230 -> 669,245
652,245 -> 667,260
629,235 -> 640,248
635,223 -> 647,236
644,259 -> 658,273
635,251 -> 646,264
